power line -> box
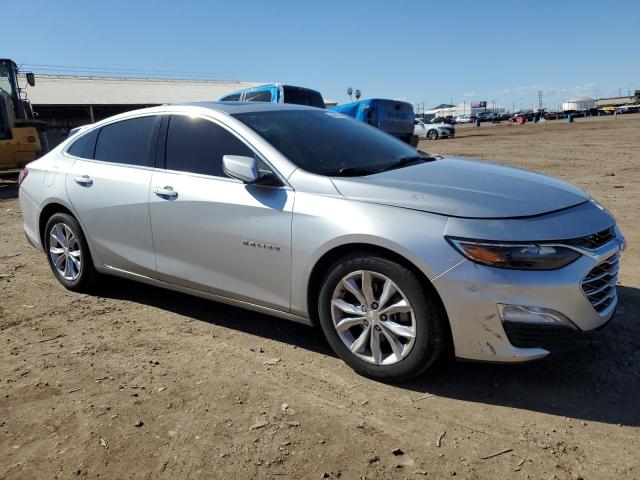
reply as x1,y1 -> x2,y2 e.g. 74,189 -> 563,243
19,63 -> 238,80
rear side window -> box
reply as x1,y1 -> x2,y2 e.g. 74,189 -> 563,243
282,86 -> 325,108
244,90 -> 272,102
67,129 -> 98,159
94,116 -> 158,166
221,93 -> 241,101
165,115 -> 253,177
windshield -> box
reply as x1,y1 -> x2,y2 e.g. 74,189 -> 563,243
282,86 -> 325,108
233,110 -> 426,176
0,62 -> 16,97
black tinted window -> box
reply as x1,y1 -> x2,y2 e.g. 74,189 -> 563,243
165,115 -> 253,177
222,93 -> 241,101
67,129 -> 98,159
282,86 -> 325,108
94,116 -> 157,166
244,90 -> 272,102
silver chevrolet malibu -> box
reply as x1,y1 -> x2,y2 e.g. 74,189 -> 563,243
19,102 -> 625,381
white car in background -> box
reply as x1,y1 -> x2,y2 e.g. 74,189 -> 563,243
455,115 -> 474,124
413,119 -> 455,140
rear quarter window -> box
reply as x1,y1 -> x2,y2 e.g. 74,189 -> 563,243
67,129 -> 98,159
94,116 -> 158,166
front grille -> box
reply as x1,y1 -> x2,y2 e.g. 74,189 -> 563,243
567,227 -> 615,249
581,253 -> 620,314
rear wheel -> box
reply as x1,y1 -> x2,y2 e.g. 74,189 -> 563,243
44,213 -> 97,292
317,254 -> 448,382
427,129 -> 439,140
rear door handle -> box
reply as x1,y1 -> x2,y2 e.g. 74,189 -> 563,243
153,186 -> 178,199
74,175 -> 93,186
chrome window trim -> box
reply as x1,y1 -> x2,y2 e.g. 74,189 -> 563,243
62,112 -> 162,164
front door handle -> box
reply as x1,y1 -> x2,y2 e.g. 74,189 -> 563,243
153,186 -> 178,199
74,175 -> 93,186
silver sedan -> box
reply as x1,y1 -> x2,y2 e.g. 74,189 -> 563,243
18,102 -> 624,381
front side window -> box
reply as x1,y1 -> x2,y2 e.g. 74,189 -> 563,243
233,110 -> 421,176
165,115 -> 253,177
244,90 -> 272,102
221,93 -> 241,101
67,129 -> 98,159
94,116 -> 158,166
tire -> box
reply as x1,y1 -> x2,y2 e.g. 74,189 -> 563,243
44,212 -> 98,292
317,254 -> 449,382
427,129 -> 438,140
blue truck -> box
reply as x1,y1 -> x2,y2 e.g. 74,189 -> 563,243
331,99 -> 419,146
220,86 -> 417,147
220,83 -> 325,108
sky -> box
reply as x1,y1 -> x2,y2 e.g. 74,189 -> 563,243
4,0 -> 640,111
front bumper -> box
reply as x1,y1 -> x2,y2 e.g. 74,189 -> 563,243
433,235 -> 622,362
502,317 -> 613,353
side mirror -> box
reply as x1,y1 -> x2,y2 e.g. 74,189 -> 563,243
223,155 -> 260,183
25,72 -> 35,87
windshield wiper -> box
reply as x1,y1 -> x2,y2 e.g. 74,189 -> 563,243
333,166 -> 380,177
378,155 -> 435,173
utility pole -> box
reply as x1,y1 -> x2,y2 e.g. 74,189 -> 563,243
538,90 -> 543,112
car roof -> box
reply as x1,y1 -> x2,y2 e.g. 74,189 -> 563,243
183,101 -> 320,114
68,101 -> 323,135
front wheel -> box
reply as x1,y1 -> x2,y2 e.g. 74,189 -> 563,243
317,255 -> 449,382
427,129 -> 439,140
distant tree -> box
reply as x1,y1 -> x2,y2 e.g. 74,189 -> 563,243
347,87 -> 353,102
355,89 -> 361,101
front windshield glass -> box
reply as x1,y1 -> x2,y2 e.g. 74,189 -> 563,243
0,63 -> 16,97
233,110 -> 425,176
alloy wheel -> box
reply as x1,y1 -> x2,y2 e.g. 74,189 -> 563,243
49,223 -> 82,281
331,270 -> 417,365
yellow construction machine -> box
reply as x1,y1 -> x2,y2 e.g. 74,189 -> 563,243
0,59 -> 47,172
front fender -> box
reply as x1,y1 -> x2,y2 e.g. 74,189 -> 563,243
290,192 -> 461,316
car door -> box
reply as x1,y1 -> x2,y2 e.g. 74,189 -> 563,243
148,113 -> 293,311
65,115 -> 160,275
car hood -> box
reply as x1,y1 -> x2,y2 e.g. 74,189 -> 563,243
330,157 -> 589,219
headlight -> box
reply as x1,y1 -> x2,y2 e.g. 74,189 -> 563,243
446,238 -> 581,270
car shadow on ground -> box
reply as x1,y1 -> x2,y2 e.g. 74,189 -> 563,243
96,278 -> 639,427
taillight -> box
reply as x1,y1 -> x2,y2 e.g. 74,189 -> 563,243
27,136 -> 36,143
18,168 -> 29,187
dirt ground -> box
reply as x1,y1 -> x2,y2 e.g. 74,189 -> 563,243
1,114 -> 639,480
